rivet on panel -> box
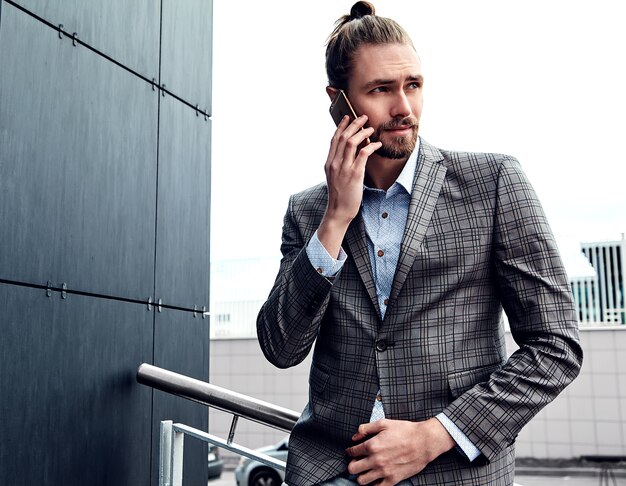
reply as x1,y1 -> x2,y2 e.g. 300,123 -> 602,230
72,33 -> 78,47
61,283 -> 67,299
58,24 -> 64,39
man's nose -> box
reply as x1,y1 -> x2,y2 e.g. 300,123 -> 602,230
390,92 -> 412,118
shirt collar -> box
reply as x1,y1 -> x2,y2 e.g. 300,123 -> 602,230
363,138 -> 420,196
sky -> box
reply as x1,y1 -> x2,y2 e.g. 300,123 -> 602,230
209,0 -> 626,270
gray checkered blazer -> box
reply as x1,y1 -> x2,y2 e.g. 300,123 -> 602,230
257,139 -> 582,485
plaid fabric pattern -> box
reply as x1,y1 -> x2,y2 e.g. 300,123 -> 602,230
257,139 -> 582,486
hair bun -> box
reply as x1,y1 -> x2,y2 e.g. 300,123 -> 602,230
350,1 -> 375,19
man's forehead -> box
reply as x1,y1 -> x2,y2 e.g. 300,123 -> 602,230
351,43 -> 422,86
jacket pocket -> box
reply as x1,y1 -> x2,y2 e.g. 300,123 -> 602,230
447,362 -> 502,399
309,365 -> 330,394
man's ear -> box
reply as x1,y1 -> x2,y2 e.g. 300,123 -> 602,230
326,86 -> 339,101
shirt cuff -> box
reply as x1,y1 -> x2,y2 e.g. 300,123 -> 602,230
306,230 -> 347,278
435,412 -> 482,462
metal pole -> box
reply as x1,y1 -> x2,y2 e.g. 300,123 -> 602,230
159,421 -> 173,486
137,363 -> 300,432
172,428 -> 184,486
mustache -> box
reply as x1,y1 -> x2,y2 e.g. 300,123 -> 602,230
378,117 -> 419,131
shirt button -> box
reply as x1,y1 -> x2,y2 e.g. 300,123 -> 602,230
383,298 -> 389,306
381,212 -> 389,219
316,267 -> 323,274
376,393 -> 383,401
377,249 -> 384,257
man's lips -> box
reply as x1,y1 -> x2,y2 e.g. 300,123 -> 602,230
384,125 -> 415,135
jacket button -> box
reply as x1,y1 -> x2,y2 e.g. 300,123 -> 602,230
376,340 -> 387,352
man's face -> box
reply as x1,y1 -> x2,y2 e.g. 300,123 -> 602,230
347,43 -> 423,160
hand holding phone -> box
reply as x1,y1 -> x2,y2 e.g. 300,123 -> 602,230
329,90 -> 371,145
320,90 -> 380,259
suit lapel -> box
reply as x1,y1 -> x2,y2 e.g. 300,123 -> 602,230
389,141 -> 447,303
345,213 -> 382,318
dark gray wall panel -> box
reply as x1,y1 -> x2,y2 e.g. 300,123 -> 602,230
7,0 -> 160,78
152,308 -> 209,485
0,6 -> 157,299
0,283 -> 153,485
155,96 -> 211,310
161,0 -> 213,114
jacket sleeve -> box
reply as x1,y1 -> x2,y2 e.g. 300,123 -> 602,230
256,194 -> 335,369
442,156 -> 583,460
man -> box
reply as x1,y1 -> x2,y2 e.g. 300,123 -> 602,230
257,2 -> 582,485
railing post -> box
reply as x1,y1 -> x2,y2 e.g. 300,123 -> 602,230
160,420 -> 173,486
160,420 -> 185,486
172,427 -> 185,486
227,414 -> 239,444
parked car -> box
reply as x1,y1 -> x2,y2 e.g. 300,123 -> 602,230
207,443 -> 224,481
235,436 -> 289,486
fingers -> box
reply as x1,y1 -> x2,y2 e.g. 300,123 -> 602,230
345,420 -> 440,485
346,422 -> 385,460
326,115 -> 375,170
354,139 -> 382,166
347,455 -> 391,485
322,115 -> 380,226
346,439 -> 399,486
336,114 -> 369,144
326,115 -> 352,163
347,454 -> 374,476
351,465 -> 386,486
351,420 -> 385,442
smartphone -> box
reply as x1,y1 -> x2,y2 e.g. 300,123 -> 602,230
329,90 -> 358,126
329,91 -> 370,148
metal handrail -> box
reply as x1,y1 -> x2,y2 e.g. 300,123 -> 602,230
138,363 -> 299,486
136,363 -> 300,432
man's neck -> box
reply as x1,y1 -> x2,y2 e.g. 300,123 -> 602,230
364,154 -> 409,191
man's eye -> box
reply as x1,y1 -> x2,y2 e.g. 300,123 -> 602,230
371,86 -> 388,93
408,82 -> 421,89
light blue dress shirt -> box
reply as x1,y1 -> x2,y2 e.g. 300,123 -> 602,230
305,140 -> 481,461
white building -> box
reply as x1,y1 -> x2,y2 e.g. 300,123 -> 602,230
576,236 -> 626,325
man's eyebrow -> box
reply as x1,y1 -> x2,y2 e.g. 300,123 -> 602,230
363,78 -> 393,89
363,74 -> 424,90
408,74 -> 424,84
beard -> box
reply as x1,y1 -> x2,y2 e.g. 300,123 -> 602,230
371,117 -> 419,160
